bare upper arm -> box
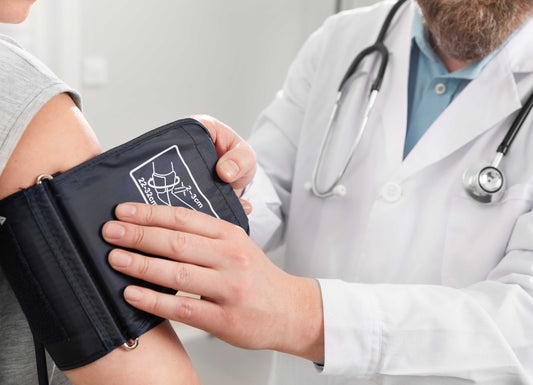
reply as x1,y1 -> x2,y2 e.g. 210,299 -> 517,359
0,93 -> 200,384
0,92 -> 101,198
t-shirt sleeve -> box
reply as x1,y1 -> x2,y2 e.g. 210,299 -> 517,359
0,35 -> 81,175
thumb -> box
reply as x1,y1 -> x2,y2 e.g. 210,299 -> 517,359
189,114 -> 256,191
188,114 -> 239,156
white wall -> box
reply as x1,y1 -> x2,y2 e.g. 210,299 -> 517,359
343,0 -> 383,9
79,1 -> 337,149
0,0 -> 380,149
0,0 -> 82,89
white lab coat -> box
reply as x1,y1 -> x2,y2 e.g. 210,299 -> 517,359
244,0 -> 533,384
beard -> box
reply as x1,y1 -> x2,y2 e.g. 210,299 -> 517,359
416,0 -> 533,62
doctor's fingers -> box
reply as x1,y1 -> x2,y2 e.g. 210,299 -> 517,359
102,220 -> 221,267
189,114 -> 256,192
108,250 -> 224,300
113,203 -> 235,240
216,142 -> 256,193
122,286 -> 226,333
189,114 -> 241,156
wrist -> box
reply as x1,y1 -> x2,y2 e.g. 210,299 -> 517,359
280,276 -> 325,363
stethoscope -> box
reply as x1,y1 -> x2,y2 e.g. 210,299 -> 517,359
305,0 -> 533,204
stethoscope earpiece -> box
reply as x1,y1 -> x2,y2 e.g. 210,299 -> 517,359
304,182 -> 347,198
333,184 -> 347,197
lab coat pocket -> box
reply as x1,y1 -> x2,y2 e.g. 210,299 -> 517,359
442,183 -> 533,287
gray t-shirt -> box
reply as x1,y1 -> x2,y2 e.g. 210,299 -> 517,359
0,34 -> 81,385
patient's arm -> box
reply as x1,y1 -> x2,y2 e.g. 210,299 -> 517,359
0,93 -> 200,384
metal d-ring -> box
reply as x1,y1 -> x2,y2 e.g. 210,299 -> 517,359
36,174 -> 54,184
123,338 -> 139,351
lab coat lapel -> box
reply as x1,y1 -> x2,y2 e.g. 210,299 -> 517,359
396,16 -> 533,181
372,1 -> 414,170
397,59 -> 520,179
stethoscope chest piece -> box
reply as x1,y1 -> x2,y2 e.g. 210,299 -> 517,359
478,166 -> 504,193
306,0 -> 533,202
462,161 -> 505,204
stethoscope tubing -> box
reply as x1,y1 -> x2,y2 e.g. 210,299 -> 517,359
498,89 -> 533,155
309,0 -> 533,202
308,0 -> 407,198
309,89 -> 378,198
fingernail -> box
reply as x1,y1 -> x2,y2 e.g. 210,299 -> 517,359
109,251 -> 132,268
103,223 -> 125,239
124,287 -> 143,302
220,160 -> 240,180
116,204 -> 136,217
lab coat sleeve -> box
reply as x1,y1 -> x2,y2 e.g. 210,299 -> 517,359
243,5 -> 533,382
241,164 -> 282,250
245,20 -> 327,251
318,212 -> 533,383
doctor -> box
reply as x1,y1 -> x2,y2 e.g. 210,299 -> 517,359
103,0 -> 533,383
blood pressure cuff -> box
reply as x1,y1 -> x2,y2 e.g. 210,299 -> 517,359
0,118 -> 249,370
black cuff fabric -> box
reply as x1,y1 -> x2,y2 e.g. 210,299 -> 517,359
0,118 -> 248,369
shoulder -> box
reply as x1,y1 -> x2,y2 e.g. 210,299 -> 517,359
0,35 -> 82,175
0,34 -> 80,107
292,0 -> 410,86
293,3 -> 395,61
300,1 -> 412,67
0,34 -> 59,85
323,1 -> 398,34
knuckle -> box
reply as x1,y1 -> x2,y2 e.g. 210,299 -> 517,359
226,270 -> 252,301
218,222 -> 240,240
243,145 -> 256,167
235,142 -> 256,166
232,224 -> 247,239
132,225 -> 146,248
144,204 -> 155,224
227,280 -> 246,301
174,264 -> 190,287
216,227 -> 229,240
219,308 -> 236,329
231,250 -> 251,269
138,256 -> 151,276
172,206 -> 191,228
176,301 -> 194,320
146,292 -> 160,314
170,231 -> 187,256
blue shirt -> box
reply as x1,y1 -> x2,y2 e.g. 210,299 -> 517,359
404,10 -> 496,158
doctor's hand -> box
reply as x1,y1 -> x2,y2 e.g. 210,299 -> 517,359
103,203 -> 325,363
190,114 -> 256,214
